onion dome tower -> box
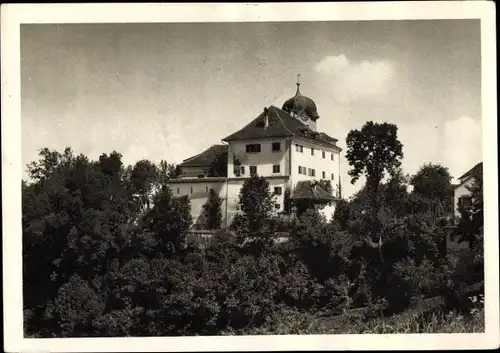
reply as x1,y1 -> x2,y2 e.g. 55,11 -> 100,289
282,75 -> 320,131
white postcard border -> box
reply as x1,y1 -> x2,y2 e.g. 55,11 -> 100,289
2,2 -> 498,352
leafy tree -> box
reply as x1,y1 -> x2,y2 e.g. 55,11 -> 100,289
208,152 -> 228,177
158,160 -> 181,183
26,147 -> 74,183
202,188 -> 223,229
130,160 -> 159,212
345,121 -> 404,244
233,175 -> 275,242
143,187 -> 192,254
317,179 -> 333,195
333,199 -> 351,231
410,163 -> 453,216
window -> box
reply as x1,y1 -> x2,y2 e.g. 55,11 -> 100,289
311,148 -> 315,156
331,153 -> 334,161
295,144 -> 299,152
296,144 -> 303,153
272,142 -> 281,152
308,168 -> 316,177
298,166 -> 307,175
190,186 -> 193,193
322,171 -> 326,179
250,166 -> 257,175
274,187 -> 283,195
300,145 -> 304,152
273,165 -> 280,173
275,203 -> 281,210
206,186 -> 209,192
331,173 -> 334,180
246,144 -> 261,153
459,196 -> 472,209
322,150 -> 326,159
177,187 -> 179,194
240,166 -> 245,175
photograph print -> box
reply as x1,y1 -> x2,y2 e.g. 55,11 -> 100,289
2,2 -> 498,351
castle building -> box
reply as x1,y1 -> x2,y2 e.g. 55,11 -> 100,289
168,82 -> 342,228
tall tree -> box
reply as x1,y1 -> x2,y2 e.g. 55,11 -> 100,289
208,152 -> 228,177
158,160 -> 181,184
202,189 -> 223,229
345,121 -> 404,247
232,175 -> 275,245
410,163 -> 453,216
144,187 -> 192,254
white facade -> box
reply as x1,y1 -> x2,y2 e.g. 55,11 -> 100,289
227,138 -> 291,178
453,176 -> 475,218
290,137 -> 341,189
168,135 -> 341,228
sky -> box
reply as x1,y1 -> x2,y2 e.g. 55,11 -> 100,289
21,20 -> 482,198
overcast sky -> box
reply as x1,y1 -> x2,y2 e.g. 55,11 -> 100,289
21,20 -> 481,197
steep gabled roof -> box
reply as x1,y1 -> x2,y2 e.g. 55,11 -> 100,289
458,162 -> 483,181
290,181 -> 338,201
222,106 -> 340,150
180,144 -> 228,167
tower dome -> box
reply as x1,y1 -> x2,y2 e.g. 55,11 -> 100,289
282,82 -> 320,121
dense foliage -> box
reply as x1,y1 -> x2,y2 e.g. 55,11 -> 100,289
23,129 -> 484,337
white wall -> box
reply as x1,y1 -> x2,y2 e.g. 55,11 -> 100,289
168,176 -> 290,229
227,138 -> 290,178
290,138 -> 341,191
168,180 -> 227,227
454,177 -> 475,217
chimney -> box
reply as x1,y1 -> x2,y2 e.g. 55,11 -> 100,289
264,108 -> 269,129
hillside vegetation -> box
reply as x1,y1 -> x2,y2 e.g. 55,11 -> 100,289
23,122 -> 484,337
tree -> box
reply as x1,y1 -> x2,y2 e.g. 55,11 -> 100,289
202,189 -> 223,229
232,175 -> 275,245
345,121 -> 404,244
144,187 -> 192,254
410,163 -> 453,216
333,199 -> 351,231
130,160 -> 159,212
158,160 -> 181,184
26,147 -> 73,183
208,152 -> 228,177
317,179 -> 333,195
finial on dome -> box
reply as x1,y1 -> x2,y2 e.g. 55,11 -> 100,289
296,74 -> 301,95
